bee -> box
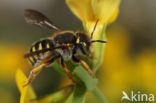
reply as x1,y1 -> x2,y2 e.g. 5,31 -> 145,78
23,9 -> 106,87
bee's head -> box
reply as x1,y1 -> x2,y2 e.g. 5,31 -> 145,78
75,19 -> 107,56
76,32 -> 91,56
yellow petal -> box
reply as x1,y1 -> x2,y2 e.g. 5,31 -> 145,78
16,69 -> 28,93
66,0 -> 96,21
92,0 -> 120,24
108,8 -> 119,24
85,21 -> 104,39
15,69 -> 37,103
66,0 -> 120,24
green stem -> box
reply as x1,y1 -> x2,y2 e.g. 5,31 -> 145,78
81,22 -> 108,103
92,87 -> 108,103
71,85 -> 86,103
93,24 -> 107,73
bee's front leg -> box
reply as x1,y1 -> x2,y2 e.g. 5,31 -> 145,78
72,56 -> 95,77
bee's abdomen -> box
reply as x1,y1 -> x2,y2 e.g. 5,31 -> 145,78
28,39 -> 54,66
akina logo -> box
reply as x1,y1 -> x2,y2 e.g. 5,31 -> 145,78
121,91 -> 154,102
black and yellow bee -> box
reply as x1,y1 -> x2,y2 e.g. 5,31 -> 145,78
23,9 -> 106,87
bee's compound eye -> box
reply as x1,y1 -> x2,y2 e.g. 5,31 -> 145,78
81,42 -> 86,47
80,42 -> 89,55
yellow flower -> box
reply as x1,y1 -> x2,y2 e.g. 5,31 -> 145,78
16,69 -> 74,103
66,0 -> 121,72
66,0 -> 120,24
66,0 -> 121,38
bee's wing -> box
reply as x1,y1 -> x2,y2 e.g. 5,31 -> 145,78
24,9 -> 61,31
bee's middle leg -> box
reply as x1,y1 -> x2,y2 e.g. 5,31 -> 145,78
60,57 -> 77,85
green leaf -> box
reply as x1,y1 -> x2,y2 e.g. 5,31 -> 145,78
72,85 -> 86,103
72,66 -> 98,91
92,87 -> 108,103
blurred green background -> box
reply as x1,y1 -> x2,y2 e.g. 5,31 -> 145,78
0,0 -> 155,103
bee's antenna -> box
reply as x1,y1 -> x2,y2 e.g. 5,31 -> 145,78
91,40 -> 107,43
90,19 -> 99,39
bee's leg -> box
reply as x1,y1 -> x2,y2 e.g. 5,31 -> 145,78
60,58 -> 77,85
72,56 -> 95,77
23,55 -> 60,87
23,64 -> 44,87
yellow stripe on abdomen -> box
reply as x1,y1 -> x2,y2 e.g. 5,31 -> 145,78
46,43 -> 50,48
39,43 -> 42,50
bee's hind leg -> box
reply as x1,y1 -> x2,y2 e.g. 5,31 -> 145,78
23,55 -> 60,87
23,64 -> 44,87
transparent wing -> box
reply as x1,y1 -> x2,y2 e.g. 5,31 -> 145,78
24,9 -> 61,31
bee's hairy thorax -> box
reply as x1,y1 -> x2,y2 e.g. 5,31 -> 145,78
52,32 -> 77,60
